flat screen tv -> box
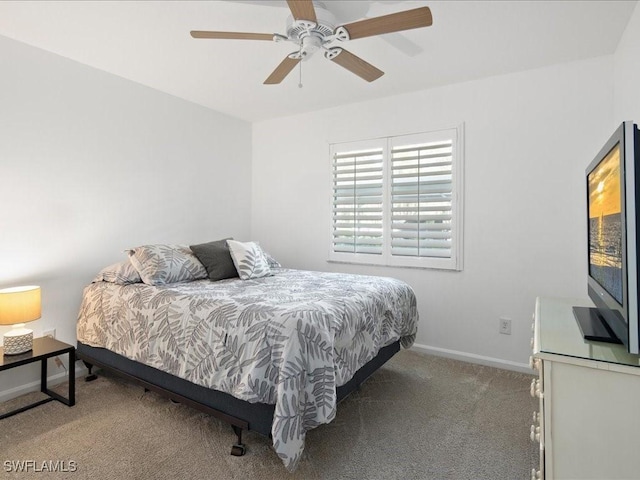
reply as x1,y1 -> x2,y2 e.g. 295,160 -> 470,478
573,121 -> 640,354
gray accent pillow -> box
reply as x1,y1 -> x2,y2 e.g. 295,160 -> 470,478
227,240 -> 272,280
92,260 -> 141,285
126,244 -> 208,286
189,238 -> 239,281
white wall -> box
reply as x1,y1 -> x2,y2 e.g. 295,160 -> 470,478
614,1 -> 640,124
252,56 -> 613,370
0,35 -> 252,399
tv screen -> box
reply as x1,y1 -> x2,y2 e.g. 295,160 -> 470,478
588,144 -> 623,305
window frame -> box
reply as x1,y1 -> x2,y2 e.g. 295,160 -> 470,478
328,124 -> 464,271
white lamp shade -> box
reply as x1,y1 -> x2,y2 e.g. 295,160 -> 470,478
0,286 -> 41,326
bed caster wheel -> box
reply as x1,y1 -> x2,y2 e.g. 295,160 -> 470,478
230,444 -> 246,456
84,363 -> 97,382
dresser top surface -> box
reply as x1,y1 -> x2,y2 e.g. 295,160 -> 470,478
536,296 -> 640,369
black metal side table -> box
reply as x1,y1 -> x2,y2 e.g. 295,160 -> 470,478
0,337 -> 75,419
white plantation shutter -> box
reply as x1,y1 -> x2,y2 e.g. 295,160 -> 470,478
329,126 -> 463,270
390,136 -> 453,259
331,143 -> 385,256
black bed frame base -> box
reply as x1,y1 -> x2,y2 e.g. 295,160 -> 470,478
80,356 -> 250,455
77,340 -> 400,457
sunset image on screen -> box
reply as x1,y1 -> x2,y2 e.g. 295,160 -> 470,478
588,144 -> 623,304
589,147 -> 621,219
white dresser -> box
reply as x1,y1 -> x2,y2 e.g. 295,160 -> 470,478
531,297 -> 640,480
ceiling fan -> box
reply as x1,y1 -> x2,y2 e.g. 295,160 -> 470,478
190,0 -> 432,84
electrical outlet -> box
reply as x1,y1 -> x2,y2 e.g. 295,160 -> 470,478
43,329 -> 56,339
499,317 -> 512,335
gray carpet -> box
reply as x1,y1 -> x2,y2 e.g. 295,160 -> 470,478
0,350 -> 538,479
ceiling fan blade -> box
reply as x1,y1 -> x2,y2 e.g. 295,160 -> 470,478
340,6 -> 433,40
382,33 -> 423,57
327,48 -> 384,82
264,56 -> 301,84
190,31 -> 274,41
286,0 -> 317,23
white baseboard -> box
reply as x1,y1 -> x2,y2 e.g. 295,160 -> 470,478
0,361 -> 88,403
411,343 -> 534,374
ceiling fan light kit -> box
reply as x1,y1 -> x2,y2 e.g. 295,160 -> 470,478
190,1 -> 432,85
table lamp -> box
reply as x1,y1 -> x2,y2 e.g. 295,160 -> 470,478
0,286 -> 41,355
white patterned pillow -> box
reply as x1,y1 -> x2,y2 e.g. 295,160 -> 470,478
126,244 -> 208,286
227,240 -> 272,280
92,260 -> 141,285
262,249 -> 281,269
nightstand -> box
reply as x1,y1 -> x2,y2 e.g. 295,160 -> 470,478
0,337 -> 75,419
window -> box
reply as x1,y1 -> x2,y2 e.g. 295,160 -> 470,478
330,126 -> 464,270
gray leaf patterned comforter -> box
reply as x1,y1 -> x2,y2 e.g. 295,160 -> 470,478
77,269 -> 418,471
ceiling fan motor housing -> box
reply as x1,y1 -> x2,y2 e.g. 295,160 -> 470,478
286,4 -> 337,59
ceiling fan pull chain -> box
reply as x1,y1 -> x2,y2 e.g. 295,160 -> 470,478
298,61 -> 303,88
298,43 -> 303,88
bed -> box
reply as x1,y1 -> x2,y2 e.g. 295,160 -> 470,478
76,250 -> 418,471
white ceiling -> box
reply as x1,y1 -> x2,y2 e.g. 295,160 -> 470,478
0,0 -> 636,122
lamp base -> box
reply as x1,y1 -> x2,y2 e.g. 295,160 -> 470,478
3,326 -> 34,355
